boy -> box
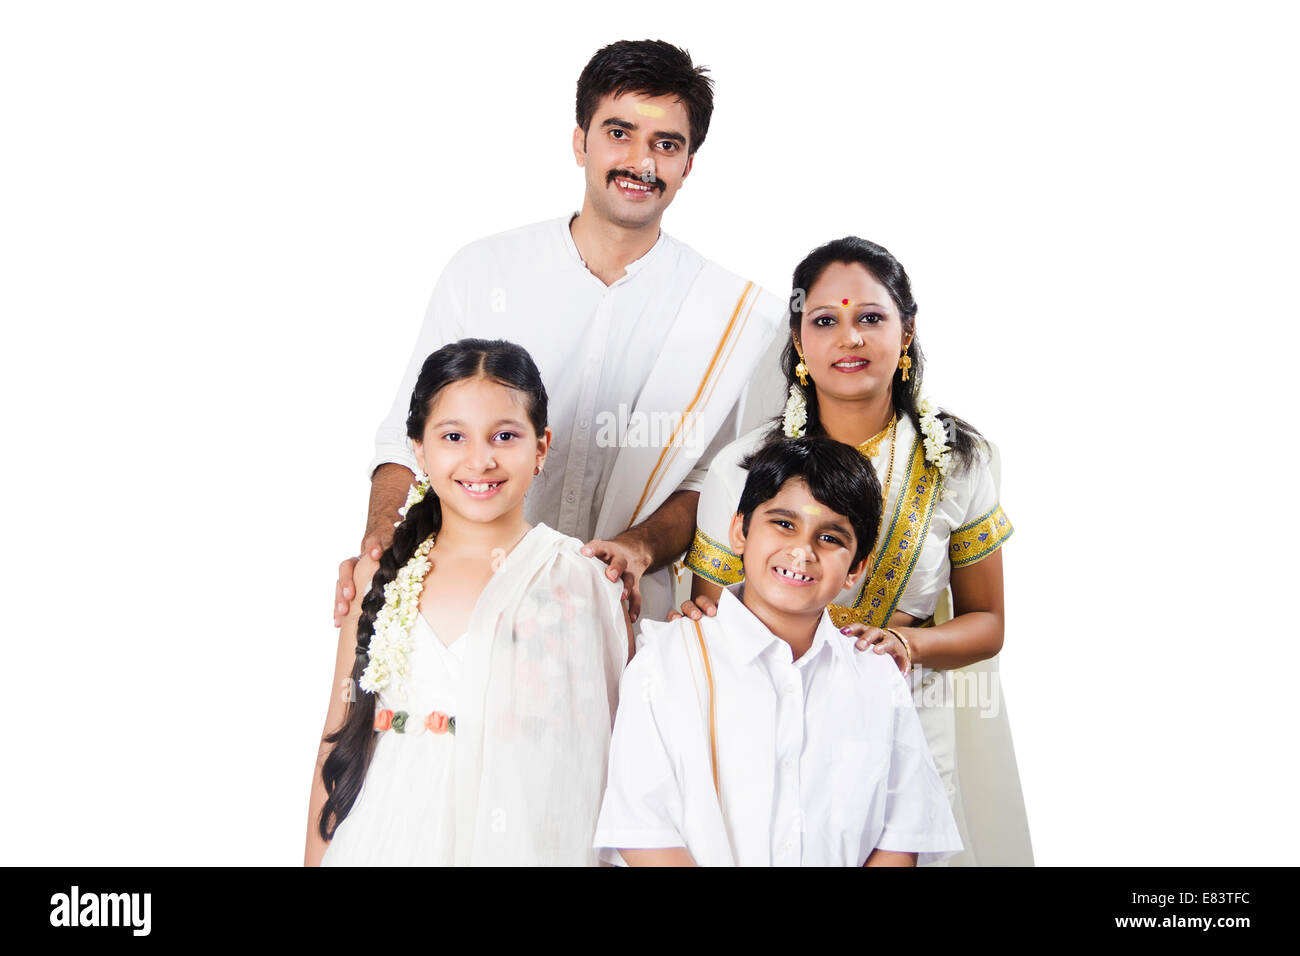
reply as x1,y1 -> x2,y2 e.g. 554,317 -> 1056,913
593,436 -> 962,866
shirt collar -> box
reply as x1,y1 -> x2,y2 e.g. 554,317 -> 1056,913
717,583 -> 838,666
560,211 -> 668,281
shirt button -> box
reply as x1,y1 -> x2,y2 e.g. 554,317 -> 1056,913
579,419 -> 589,429
566,492 -> 576,503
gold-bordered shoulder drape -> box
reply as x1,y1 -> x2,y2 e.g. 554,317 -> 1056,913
827,434 -> 940,629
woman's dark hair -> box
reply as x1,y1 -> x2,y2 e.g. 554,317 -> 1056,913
777,236 -> 984,471
317,338 -> 548,842
736,436 -> 883,569
576,40 -> 714,155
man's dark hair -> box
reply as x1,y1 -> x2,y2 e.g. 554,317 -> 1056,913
576,40 -> 714,155
736,436 -> 883,568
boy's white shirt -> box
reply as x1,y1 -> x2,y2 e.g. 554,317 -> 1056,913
593,583 -> 964,866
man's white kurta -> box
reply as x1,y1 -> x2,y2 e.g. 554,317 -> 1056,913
373,214 -> 749,538
371,214 -> 785,622
593,584 -> 963,866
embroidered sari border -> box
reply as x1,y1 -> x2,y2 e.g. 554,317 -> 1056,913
949,503 -> 1014,568
684,528 -> 744,587
844,435 -> 941,627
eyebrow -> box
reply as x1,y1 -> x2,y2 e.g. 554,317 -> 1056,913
763,506 -> 854,540
599,117 -> 687,146
431,419 -> 528,429
808,301 -> 891,313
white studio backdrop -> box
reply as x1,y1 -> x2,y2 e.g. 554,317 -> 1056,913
1,0 -> 1296,865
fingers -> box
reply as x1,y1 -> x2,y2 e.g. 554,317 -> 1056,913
626,578 -> 642,623
698,597 -> 718,617
581,539 -> 626,585
335,556 -> 359,627
361,533 -> 384,562
841,625 -> 886,652
667,608 -> 683,622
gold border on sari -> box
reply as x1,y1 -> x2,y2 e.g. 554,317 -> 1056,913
684,528 -> 744,587
948,503 -> 1013,568
827,435 -> 940,629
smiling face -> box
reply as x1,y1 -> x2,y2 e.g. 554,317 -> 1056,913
572,91 -> 694,229
728,477 -> 868,619
798,261 -> 912,407
413,376 -> 550,526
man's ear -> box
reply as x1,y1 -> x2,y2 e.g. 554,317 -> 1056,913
727,511 -> 747,556
680,151 -> 694,184
572,126 -> 587,166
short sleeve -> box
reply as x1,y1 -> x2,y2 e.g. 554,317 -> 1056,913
368,248 -> 471,477
947,444 -> 1014,569
874,674 -> 964,865
682,433 -> 758,587
592,652 -> 688,860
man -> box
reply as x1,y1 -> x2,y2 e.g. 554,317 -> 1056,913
334,39 -> 785,627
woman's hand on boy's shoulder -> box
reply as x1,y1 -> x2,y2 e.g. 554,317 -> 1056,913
839,623 -> 910,674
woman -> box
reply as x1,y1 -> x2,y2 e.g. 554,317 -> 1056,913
677,237 -> 1031,865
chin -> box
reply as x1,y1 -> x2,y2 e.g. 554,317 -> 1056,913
752,581 -> 822,616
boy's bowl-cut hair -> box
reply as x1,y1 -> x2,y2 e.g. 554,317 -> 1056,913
736,436 -> 883,568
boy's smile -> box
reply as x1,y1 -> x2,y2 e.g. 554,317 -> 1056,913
728,478 -> 866,623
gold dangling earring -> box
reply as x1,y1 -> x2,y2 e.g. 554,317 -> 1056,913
794,339 -> 810,387
898,346 -> 912,382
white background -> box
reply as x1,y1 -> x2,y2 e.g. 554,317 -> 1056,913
2,0 -> 1296,865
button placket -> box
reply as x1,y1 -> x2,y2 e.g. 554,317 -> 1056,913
558,296 -> 614,535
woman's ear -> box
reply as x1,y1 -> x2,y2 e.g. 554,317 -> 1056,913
727,512 -> 747,557
413,440 -> 427,477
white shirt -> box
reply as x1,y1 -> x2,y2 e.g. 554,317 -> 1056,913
593,584 -> 963,866
371,214 -> 743,542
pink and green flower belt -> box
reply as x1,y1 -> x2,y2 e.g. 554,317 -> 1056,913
373,708 -> 455,736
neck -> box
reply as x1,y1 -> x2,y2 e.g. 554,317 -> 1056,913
431,507 -> 531,560
569,205 -> 661,286
739,586 -> 821,662
816,386 -> 894,448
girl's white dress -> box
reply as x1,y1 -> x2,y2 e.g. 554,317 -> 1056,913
684,414 -> 1033,866
321,522 -> 627,866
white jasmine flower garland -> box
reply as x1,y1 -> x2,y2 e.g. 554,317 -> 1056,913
782,384 -> 808,438
358,534 -> 435,700
917,394 -> 953,486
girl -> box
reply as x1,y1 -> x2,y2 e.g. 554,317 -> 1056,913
305,338 -> 632,866
677,237 -> 1031,866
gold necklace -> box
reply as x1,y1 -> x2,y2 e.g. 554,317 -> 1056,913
877,417 -> 898,505
856,413 -> 897,459
857,419 -> 898,578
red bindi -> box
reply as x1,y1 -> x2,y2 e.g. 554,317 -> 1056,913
841,298 -> 850,306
